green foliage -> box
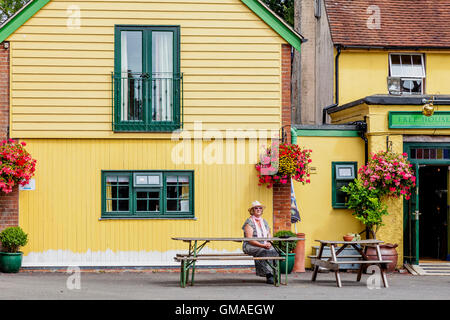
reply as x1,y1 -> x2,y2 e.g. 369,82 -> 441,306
273,230 -> 297,252
341,179 -> 389,239
0,0 -> 30,23
262,0 -> 294,26
0,226 -> 28,253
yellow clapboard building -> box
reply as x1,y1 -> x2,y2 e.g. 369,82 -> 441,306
0,0 -> 305,267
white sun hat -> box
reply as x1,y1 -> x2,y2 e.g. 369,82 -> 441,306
248,200 -> 266,213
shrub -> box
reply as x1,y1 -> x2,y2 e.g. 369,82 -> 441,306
0,226 -> 28,253
273,230 -> 298,252
341,179 -> 389,239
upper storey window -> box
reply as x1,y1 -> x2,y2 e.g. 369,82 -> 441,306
388,53 -> 425,95
113,26 -> 182,132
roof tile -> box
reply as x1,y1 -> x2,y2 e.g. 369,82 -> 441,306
324,0 -> 450,47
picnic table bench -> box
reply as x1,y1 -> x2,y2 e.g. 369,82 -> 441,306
310,239 -> 391,288
172,237 -> 303,287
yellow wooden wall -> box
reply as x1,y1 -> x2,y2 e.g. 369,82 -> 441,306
19,138 -> 273,266
293,135 -> 365,268
338,49 -> 450,105
7,0 -> 286,138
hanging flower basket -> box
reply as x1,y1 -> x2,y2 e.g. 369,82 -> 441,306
255,141 -> 312,188
358,151 -> 416,200
0,139 -> 37,194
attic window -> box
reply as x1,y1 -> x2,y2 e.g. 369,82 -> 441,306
388,54 -> 425,95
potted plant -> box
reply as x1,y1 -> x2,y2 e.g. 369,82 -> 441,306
256,141 -> 312,188
341,151 -> 415,272
273,230 -> 298,274
0,226 -> 28,273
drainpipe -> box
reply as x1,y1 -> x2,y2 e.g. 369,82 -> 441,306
322,45 -> 342,124
291,127 -> 297,145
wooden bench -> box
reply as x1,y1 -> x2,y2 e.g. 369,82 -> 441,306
174,253 -> 286,287
309,257 -> 391,271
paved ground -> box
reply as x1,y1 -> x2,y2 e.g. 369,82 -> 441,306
0,269 -> 449,300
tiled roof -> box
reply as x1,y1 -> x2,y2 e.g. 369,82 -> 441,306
324,0 -> 450,48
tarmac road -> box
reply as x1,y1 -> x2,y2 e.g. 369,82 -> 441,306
0,269 -> 449,300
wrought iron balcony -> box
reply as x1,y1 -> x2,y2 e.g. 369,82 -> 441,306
112,72 -> 183,132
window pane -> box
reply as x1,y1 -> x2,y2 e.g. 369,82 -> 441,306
136,200 -> 147,211
118,200 -> 129,211
136,191 -> 147,198
121,31 -> 143,122
400,54 -> 424,77
106,176 -> 118,183
181,185 -> 189,200
121,31 -> 142,74
167,199 -> 179,211
149,200 -> 159,212
152,31 -> 174,122
106,200 -> 114,212
166,176 -> 178,183
118,185 -> 129,198
149,192 -> 159,198
411,55 -> 425,77
390,54 -> 402,76
167,186 -> 178,198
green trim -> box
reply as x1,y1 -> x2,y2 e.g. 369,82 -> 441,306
101,170 -> 194,219
389,111 -> 450,129
241,0 -> 302,51
113,25 -> 181,132
402,142 -> 450,264
331,162 -> 357,209
294,129 -> 360,137
0,0 -> 51,43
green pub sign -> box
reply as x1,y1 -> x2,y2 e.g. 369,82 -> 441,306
389,111 -> 450,129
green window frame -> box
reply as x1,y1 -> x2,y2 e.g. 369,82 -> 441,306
101,170 -> 194,219
113,25 -> 181,132
332,162 -> 357,209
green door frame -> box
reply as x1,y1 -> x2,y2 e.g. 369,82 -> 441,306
403,142 -> 450,265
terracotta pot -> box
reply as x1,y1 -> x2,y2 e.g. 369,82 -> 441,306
292,233 -> 305,272
343,235 -> 354,242
365,243 -> 398,273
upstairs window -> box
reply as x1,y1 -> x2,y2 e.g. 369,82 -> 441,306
113,26 -> 182,132
388,53 -> 425,95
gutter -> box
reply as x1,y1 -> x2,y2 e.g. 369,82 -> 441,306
339,44 -> 450,51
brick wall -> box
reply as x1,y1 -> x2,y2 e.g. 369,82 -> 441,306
273,44 -> 292,234
0,42 -> 19,232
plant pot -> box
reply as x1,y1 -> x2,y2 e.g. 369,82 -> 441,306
365,243 -> 398,273
0,252 -> 23,273
279,253 -> 295,274
343,235 -> 354,241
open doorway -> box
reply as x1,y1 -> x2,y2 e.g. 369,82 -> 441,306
419,166 -> 449,261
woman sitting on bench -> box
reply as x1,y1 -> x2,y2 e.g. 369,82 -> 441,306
242,200 -> 279,284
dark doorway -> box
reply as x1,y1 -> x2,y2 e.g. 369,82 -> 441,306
419,166 -> 449,260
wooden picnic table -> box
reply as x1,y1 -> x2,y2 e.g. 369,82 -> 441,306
172,237 -> 304,287
310,239 -> 391,288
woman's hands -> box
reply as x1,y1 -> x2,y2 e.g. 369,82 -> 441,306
244,224 -> 272,249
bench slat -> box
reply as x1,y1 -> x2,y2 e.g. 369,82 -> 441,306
308,255 -> 363,259
174,256 -> 285,261
176,253 -> 248,257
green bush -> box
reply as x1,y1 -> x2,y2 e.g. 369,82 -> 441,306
341,179 -> 389,239
0,226 -> 28,253
273,230 -> 297,252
